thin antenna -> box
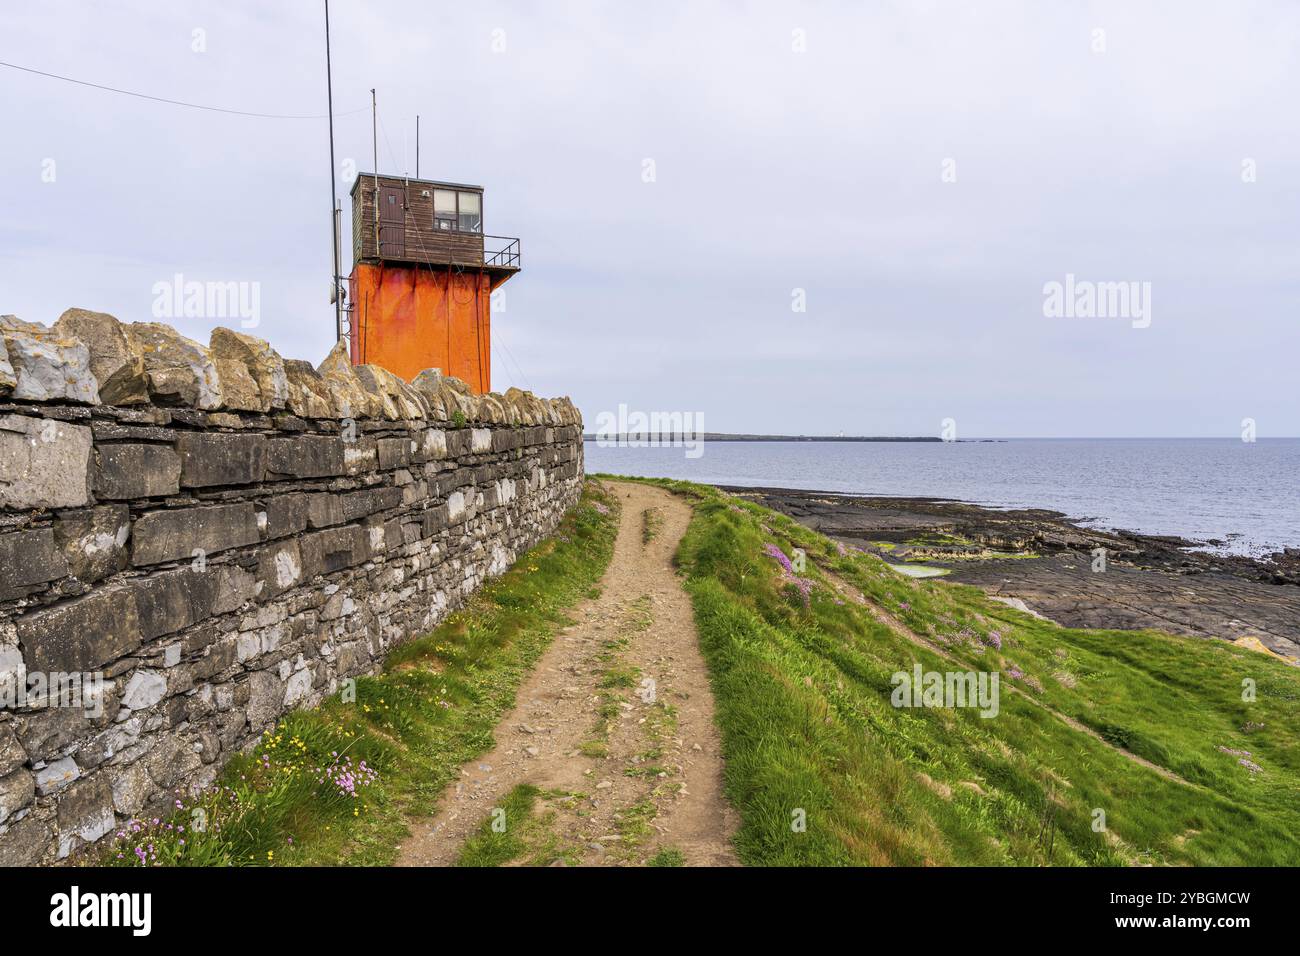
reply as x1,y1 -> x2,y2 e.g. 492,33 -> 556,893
371,88 -> 379,256
416,114 -> 420,178
325,0 -> 342,341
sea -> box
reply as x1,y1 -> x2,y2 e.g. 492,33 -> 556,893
583,438 -> 1300,559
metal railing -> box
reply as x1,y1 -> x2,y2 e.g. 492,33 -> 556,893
483,235 -> 521,269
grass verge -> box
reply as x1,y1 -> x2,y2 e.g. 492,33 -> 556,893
454,784 -> 591,867
92,479 -> 619,867
600,474 -> 1300,866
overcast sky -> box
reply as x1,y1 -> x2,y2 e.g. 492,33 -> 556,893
2,1 -> 1297,437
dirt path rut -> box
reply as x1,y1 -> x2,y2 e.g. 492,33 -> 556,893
398,481 -> 739,866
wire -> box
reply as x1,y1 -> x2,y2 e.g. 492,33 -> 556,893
491,343 -> 515,390
493,324 -> 534,393
0,58 -> 368,119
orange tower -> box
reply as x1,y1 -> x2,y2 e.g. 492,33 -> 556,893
347,174 -> 520,392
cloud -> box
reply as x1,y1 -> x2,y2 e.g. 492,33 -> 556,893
1,0 -> 1296,436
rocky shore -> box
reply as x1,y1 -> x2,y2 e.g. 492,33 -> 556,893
722,486 -> 1300,662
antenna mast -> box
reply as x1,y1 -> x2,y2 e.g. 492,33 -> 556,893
371,88 -> 379,256
325,0 -> 342,341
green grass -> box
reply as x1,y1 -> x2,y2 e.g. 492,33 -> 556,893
585,594 -> 652,748
600,475 -> 1300,867
93,480 -> 620,867
647,847 -> 685,867
98,470 -> 1300,868
642,506 -> 664,544
456,784 -> 591,867
455,784 -> 543,867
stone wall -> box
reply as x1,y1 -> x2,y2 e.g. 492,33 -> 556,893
0,310 -> 583,865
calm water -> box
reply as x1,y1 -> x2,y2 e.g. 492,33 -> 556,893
584,439 -> 1300,558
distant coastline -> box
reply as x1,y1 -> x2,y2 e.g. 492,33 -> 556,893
582,433 -> 946,443
720,484 -> 1300,662
583,436 -> 1300,557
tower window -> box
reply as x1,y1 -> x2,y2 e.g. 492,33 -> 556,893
434,189 -> 457,230
457,192 -> 482,233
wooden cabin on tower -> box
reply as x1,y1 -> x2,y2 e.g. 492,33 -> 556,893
348,174 -> 520,392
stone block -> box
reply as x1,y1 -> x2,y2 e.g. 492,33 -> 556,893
422,504 -> 447,537
53,308 -> 149,405
131,503 -> 259,566
0,315 -> 100,404
341,486 -> 403,522
0,723 -> 26,777
176,432 -> 267,486
353,364 -> 428,420
122,322 -> 223,409
120,669 -> 168,710
91,421 -> 175,442
142,734 -> 201,789
445,428 -> 472,458
17,586 -> 141,672
342,437 -> 379,475
306,492 -> 345,528
0,768 -> 34,824
0,414 -> 92,510
110,761 -> 151,816
0,529 -> 68,599
56,773 -> 114,857
52,505 -> 130,584
128,568 -> 219,640
256,540 -> 303,598
12,707 -> 91,763
212,357 -> 264,412
211,564 -> 257,615
211,326 -> 288,411
0,810 -> 49,865
377,436 -> 412,470
283,359 -> 335,419
245,669 -> 283,730
34,756 -> 80,795
283,666 -> 313,707
266,435 -> 345,478
493,428 -> 522,453
417,427 -> 447,461
284,358 -> 335,418
93,442 -> 181,499
317,341 -> 380,420
299,525 -> 369,578
383,518 -> 402,553
0,333 -> 13,396
264,493 -> 311,538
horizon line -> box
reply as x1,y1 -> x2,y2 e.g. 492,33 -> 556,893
581,433 -> 1300,441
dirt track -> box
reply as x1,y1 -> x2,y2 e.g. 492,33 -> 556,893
397,481 -> 738,866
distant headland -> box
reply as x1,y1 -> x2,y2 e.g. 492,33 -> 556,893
583,433 -> 944,443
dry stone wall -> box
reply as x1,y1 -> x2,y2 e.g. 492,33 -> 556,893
0,310 -> 583,865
